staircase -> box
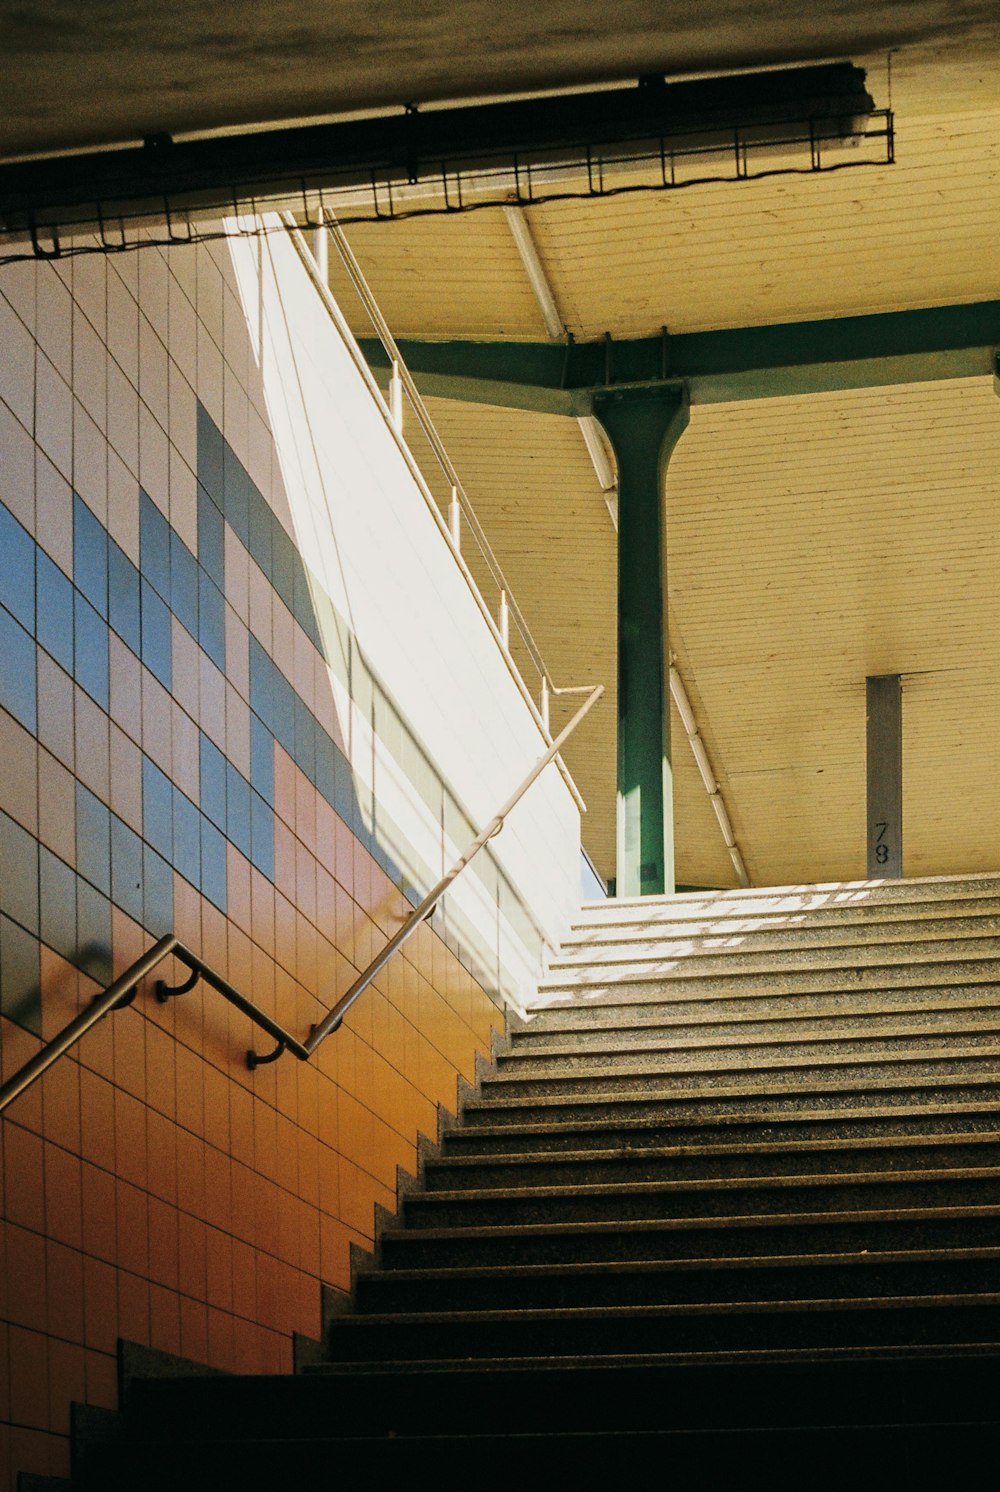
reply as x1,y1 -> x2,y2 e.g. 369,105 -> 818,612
74,874 -> 1000,1488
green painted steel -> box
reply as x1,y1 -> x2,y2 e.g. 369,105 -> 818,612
358,300 -> 1000,412
592,386 -> 689,899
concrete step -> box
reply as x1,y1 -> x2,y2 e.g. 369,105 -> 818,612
512,1002 -> 1000,1050
461,1075 -> 1000,1127
400,1169 -> 1000,1230
379,1207 -> 1000,1270
576,874 -> 1000,925
556,914 -> 1000,963
563,899 -> 1000,945
522,982 -> 1000,1029
355,1252 -> 1000,1314
442,1105 -> 1000,1156
536,958 -> 1000,1003
323,1295 -> 1000,1365
480,1051 -> 1000,1101
424,1134 -> 1000,1191
544,937 -> 1000,986
495,1030 -> 1000,1080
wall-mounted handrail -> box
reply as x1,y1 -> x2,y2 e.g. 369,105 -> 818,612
0,683 -> 602,1118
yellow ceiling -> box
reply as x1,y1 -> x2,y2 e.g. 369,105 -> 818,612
332,51 -> 1000,889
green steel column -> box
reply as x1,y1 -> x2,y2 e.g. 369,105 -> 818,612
592,386 -> 689,898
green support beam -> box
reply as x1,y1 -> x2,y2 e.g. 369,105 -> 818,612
593,385 -> 689,898
359,300 -> 1000,413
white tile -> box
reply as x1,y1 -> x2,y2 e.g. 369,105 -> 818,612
0,292 -> 35,431
196,322 -> 224,426
169,446 -> 198,553
36,266 -> 72,381
72,304 -> 107,429
107,358 -> 140,478
197,252 -> 224,350
72,252 -> 107,341
36,448 -> 72,573
0,401 -> 34,531
0,260 -> 37,334
109,251 -> 139,301
246,405 -> 272,499
223,364 -> 248,463
168,361 -> 197,474
107,449 -> 140,566
168,271 -> 198,387
35,351 -> 73,481
139,314 -> 169,431
107,272 -> 139,387
166,241 -> 198,315
137,246 -> 169,335
73,399 -> 108,524
223,283 -> 251,393
138,401 -> 169,511
141,667 -> 173,775
109,634 -> 143,745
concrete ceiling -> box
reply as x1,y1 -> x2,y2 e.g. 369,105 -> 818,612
4,1 -> 1000,159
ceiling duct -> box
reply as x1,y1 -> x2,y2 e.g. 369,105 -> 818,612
0,62 -> 891,258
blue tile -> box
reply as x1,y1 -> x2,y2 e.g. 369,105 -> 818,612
0,912 -> 41,1034
36,549 -> 74,672
200,814 -> 227,913
142,843 -> 174,937
250,714 -> 274,804
198,571 -> 226,672
246,483 -> 272,579
0,810 -> 39,935
271,526 -> 295,613
108,540 -> 142,656
197,403 -> 225,511
0,501 -> 36,631
225,762 -> 252,859
271,670 -> 296,758
222,446 -> 250,546
173,788 -> 201,887
248,638 -> 273,731
250,791 -> 274,881
170,530 -> 199,638
0,607 -> 37,732
139,489 -> 171,600
76,783 -> 111,896
39,847 -> 77,961
199,733 -> 227,830
142,756 -> 174,861
75,881 -> 112,985
110,813 -> 144,923
197,485 -> 225,585
74,593 -> 109,709
315,731 -> 336,807
73,494 -> 108,618
140,578 -> 172,689
294,696 -> 316,782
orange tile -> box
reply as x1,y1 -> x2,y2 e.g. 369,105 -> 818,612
203,1145 -> 233,1235
38,947 -> 81,1045
174,1042 -> 205,1134
84,1347 -> 118,1411
3,1123 -> 45,1233
296,915 -> 318,992
80,1161 -> 116,1263
230,1238 -> 257,1322
9,1326 -> 50,1429
250,870 -> 275,955
148,1284 -> 181,1357
175,1127 -> 206,1218
202,1065 -> 230,1154
226,846 -> 253,936
144,1020 -> 177,1120
179,1296 -> 209,1365
177,1212 -> 207,1300
117,1269 -> 151,1347
206,1306 -> 235,1372
147,1198 -> 180,1292
273,744 -> 297,829
253,1175 -> 280,1257
45,1238 -> 85,1344
298,1205 -> 321,1280
145,1108 -> 178,1205
115,1181 -> 150,1278
294,771 -> 317,858
205,1227 -> 233,1313
82,1255 -> 118,1353
112,1012 -> 146,1100
44,1144 -> 82,1251
47,1338 -> 86,1436
115,1090 -> 150,1192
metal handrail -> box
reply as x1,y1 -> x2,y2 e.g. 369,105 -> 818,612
0,683 -> 602,1117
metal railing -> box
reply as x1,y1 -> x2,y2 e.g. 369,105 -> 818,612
284,211 -> 594,805
0,683 -> 602,1117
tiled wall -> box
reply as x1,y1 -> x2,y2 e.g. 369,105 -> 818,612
0,227 -> 551,1487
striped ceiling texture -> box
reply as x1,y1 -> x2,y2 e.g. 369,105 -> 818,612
335,46 -> 1000,889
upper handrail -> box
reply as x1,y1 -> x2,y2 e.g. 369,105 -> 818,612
0,683 -> 602,1117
